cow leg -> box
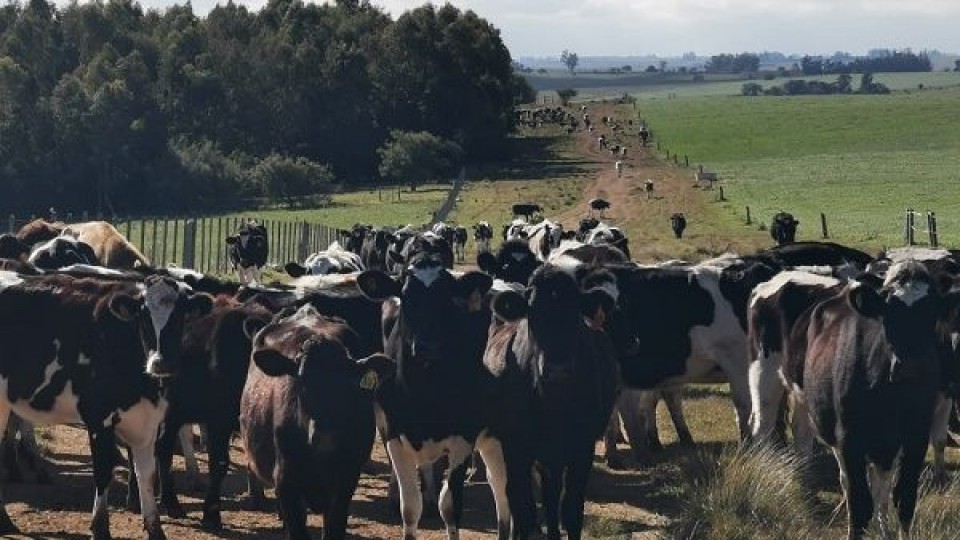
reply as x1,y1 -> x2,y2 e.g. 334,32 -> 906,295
748,350 -> 785,441
929,394 -> 951,484
438,443 -> 471,539
504,443 -> 537,539
644,393 -> 664,452
866,462 -> 894,539
131,441 -> 166,540
620,390 -> 656,465
0,404 -> 19,535
560,442 -> 596,540
179,425 -> 203,491
243,472 -> 268,510
324,473 -> 361,540
477,436 -> 510,540
836,448 -> 871,540
663,388 -> 694,446
791,396 -> 816,456
201,425 -> 233,530
157,420 -> 185,519
539,459 -> 563,540
730,379 -> 753,441
276,478 -> 309,540
1,418 -> 23,483
386,439 -> 423,540
893,437 -> 929,538
603,409 -> 626,470
90,430 -> 117,540
15,420 -> 50,484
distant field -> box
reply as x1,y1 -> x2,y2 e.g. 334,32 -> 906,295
634,84 -> 960,249
533,71 -> 960,103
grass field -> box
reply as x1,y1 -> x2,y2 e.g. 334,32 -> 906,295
634,83 -> 960,249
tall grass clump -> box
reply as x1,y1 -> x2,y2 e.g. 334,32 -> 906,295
670,444 -> 816,540
907,472 -> 960,539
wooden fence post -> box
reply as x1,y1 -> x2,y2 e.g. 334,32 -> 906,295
125,219 -> 132,244
8,214 -> 14,233
82,211 -> 89,222
161,219 -> 169,267
150,218 -> 158,265
298,221 -> 310,263
745,206 -> 752,225
820,213 -> 829,239
172,219 -> 180,265
684,155 -> 689,167
182,219 -> 197,269
904,209 -> 915,246
928,212 -> 938,248
216,218 -> 223,274
139,218 -> 146,259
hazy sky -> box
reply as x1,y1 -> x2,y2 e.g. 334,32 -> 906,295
107,0 -> 960,57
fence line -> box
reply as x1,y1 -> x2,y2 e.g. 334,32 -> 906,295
6,213 -> 343,274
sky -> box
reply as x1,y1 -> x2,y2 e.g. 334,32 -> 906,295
98,0 -> 960,57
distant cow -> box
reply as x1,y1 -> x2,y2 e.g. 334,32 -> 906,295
240,304 -> 392,540
512,203 -> 542,220
583,222 -> 632,260
360,227 -> 397,272
670,213 -> 687,239
59,221 -> 150,270
797,261 -> 960,539
644,179 -> 654,199
590,198 -> 611,218
226,221 -> 269,285
431,222 -> 456,246
473,221 -> 494,254
639,126 -> 650,146
770,212 -> 799,246
453,226 -> 468,262
503,219 -> 530,241
285,241 -> 364,277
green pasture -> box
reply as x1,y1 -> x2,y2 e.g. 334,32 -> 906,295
634,84 -> 960,249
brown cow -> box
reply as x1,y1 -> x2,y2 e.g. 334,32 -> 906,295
15,219 -> 65,246
62,221 -> 150,269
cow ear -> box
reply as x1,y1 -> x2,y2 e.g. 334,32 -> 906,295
492,290 -> 528,321
243,316 -> 269,339
477,251 -> 497,274
848,284 -> 885,317
285,262 -> 307,278
187,293 -> 214,316
357,270 -> 401,301
253,349 -> 298,377
356,354 -> 395,391
225,237 -> 238,245
108,294 -> 142,321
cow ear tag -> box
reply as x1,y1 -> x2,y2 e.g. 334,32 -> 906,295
360,370 -> 379,391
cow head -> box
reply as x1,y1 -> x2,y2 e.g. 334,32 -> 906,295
341,224 -> 371,255
358,254 -> 492,368
477,239 -> 541,286
28,236 -> 99,270
104,275 -> 214,378
0,234 -> 30,262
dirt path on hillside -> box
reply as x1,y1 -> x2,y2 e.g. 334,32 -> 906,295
554,102 -> 766,261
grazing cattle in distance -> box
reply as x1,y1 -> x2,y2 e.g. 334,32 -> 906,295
482,264 -> 618,538
453,226 -> 468,262
615,160 -> 624,178
15,219 -> 65,246
226,221 -> 269,285
589,198 -> 611,218
638,126 -> 650,146
670,213 -> 687,239
473,221 -> 494,254
0,235 -> 29,261
27,236 -> 99,270
478,239 -> 542,286
240,304 -> 393,540
356,255 -> 495,539
285,241 -> 364,277
770,212 -> 799,246
511,203 -> 542,221
61,221 -> 150,270
0,271 -> 213,539
797,262 -> 960,539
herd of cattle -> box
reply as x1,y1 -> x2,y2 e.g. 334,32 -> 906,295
0,212 -> 957,540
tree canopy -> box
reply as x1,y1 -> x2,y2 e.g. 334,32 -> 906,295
0,0 -> 523,214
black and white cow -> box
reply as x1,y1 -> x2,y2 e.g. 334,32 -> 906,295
453,226 -> 468,262
27,236 -> 100,270
581,223 -> 631,261
355,254 -> 495,539
770,212 -> 799,246
473,222 -> 494,254
481,264 -> 619,538
503,219 -> 529,242
431,222 -> 456,247
522,220 -> 564,263
341,223 -> 372,256
359,227 -> 398,272
389,232 -> 455,272
0,271 -> 212,539
670,213 -> 687,239
240,304 -> 393,540
477,239 -> 542,286
797,261 -> 960,539
285,241 -> 364,277
226,221 -> 269,285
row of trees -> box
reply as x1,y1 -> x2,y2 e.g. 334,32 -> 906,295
799,51 -> 931,75
0,0 -> 531,214
742,73 -> 890,96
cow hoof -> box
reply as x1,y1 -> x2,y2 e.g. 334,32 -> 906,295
605,456 -> 629,471
91,523 -> 112,540
201,513 -> 223,531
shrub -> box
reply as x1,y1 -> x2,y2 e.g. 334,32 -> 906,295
670,445 -> 816,540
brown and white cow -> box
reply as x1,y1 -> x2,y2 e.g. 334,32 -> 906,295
62,221 -> 151,269
796,261 -> 960,539
240,303 -> 393,540
0,271 -> 212,539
